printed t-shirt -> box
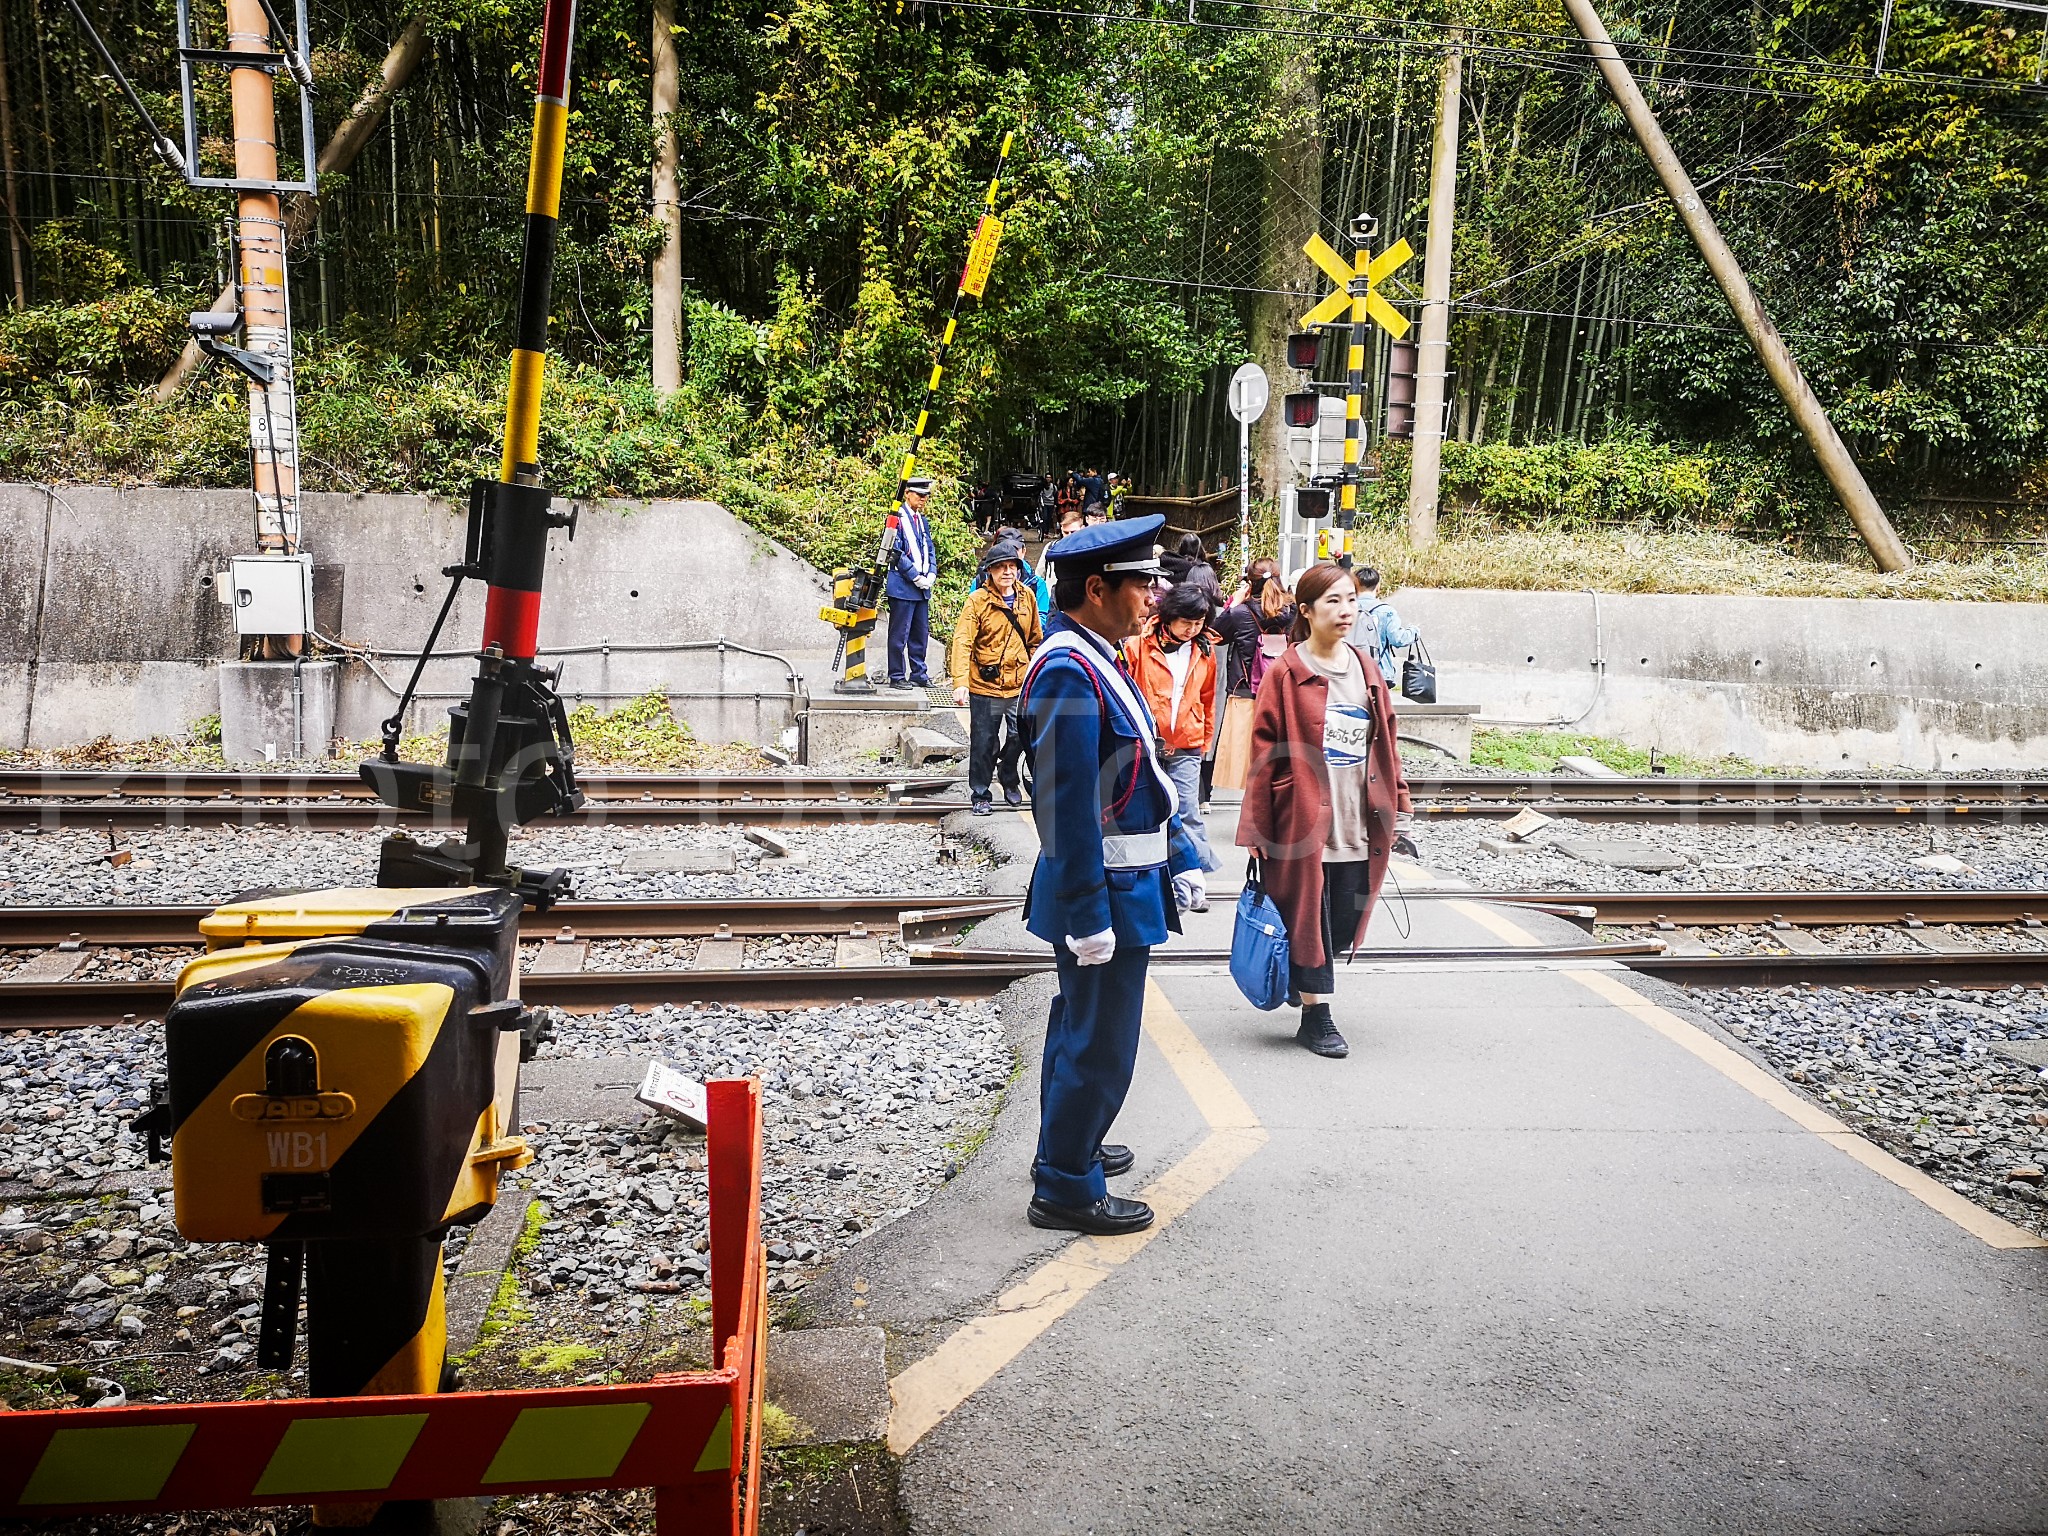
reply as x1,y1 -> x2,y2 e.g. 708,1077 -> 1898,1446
1307,645 -> 1374,860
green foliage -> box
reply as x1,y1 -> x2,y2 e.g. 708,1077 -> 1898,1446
1364,431 -> 1835,536
1472,728 -> 1771,778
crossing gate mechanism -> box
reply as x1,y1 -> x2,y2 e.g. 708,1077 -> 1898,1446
5,1075 -> 769,1534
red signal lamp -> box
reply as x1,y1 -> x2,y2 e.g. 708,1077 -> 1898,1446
1283,391 -> 1321,429
1286,332 -> 1322,371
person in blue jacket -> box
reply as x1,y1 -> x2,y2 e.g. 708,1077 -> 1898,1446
1019,513 -> 1206,1235
886,478 -> 940,689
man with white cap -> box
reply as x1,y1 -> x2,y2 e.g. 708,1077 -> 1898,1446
1017,512 -> 1206,1235
885,477 -> 940,691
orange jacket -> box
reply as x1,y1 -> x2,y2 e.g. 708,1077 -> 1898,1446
1123,620 -> 1217,753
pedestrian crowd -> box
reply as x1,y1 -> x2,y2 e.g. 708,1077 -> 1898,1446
887,483 -> 1432,1236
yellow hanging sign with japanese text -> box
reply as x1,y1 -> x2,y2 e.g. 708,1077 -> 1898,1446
961,214 -> 1005,299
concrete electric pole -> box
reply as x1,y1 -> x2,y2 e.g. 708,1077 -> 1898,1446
223,0 -> 303,568
1405,39 -> 1462,551
1563,0 -> 1912,573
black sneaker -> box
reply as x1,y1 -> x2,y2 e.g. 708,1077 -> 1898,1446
1296,1004 -> 1349,1059
1003,786 -> 1024,808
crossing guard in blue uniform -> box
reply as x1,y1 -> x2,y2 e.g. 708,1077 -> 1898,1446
1020,513 -> 1205,1235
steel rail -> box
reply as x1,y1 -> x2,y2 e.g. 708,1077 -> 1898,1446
0,771 -> 958,802
1411,775 -> 2048,804
0,961 -> 1043,1028
0,801 -> 963,831
1481,889 -> 2048,928
11,795 -> 2045,830
7,890 -> 2044,952
8,938 -> 2047,1028
1411,801 -> 2048,824
0,895 -> 1017,949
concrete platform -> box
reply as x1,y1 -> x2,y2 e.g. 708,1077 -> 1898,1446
806,805 -> 2048,1533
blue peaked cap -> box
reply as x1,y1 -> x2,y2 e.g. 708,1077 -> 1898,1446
1047,513 -> 1167,575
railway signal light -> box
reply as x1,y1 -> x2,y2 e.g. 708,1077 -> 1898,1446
1385,338 -> 1418,441
1286,331 -> 1322,371
1283,391 -> 1321,429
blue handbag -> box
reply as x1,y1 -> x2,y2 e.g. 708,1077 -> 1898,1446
1229,858 -> 1291,1011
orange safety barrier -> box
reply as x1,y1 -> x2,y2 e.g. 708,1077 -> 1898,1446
0,1078 -> 768,1535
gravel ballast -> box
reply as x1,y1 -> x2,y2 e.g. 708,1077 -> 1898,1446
0,992 -> 1011,1409
0,822 -> 988,907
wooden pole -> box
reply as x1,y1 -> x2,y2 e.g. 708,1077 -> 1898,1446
1562,0 -> 1912,572
649,0 -> 682,395
1405,38 -> 1461,549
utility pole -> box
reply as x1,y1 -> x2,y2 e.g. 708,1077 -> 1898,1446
1562,0 -> 1912,572
649,0 -> 682,395
1406,38 -> 1462,550
223,0 -> 302,568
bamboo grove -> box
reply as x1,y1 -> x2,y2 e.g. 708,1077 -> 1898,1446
3,0 -> 2045,541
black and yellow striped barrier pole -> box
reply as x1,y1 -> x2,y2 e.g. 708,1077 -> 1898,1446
824,129 -> 1016,692
361,0 -> 586,897
1301,221 -> 1412,569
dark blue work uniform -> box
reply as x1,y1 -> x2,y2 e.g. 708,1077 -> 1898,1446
1021,625 -> 1201,1208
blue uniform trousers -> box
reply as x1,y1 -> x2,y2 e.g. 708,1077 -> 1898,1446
887,598 -> 931,686
1034,942 -> 1152,1207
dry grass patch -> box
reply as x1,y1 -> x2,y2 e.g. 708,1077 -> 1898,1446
1352,524 -> 2048,603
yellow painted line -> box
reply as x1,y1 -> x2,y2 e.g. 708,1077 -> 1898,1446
1445,897 -> 1544,948
1460,900 -> 2047,1251
887,983 -> 1267,1454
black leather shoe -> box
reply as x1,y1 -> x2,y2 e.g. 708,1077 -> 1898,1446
1098,1143 -> 1134,1178
1027,1194 -> 1154,1235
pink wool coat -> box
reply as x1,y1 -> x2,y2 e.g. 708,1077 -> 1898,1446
1234,642 -> 1413,969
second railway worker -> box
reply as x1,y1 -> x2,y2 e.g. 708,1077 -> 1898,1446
1019,513 -> 1206,1236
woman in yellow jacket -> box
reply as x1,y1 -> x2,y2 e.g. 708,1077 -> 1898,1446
949,538 -> 1043,815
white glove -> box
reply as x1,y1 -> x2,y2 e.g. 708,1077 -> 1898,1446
1172,870 -> 1206,913
1065,927 -> 1116,966
915,575 -> 933,591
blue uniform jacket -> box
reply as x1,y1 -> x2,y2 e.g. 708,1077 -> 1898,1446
1020,631 -> 1202,949
885,508 -> 938,603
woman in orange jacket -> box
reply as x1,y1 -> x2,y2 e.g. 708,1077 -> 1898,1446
1121,582 -> 1220,880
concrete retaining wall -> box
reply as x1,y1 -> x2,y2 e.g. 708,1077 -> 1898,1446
9,481 -> 2043,768
1389,586 -> 2048,771
1,484 -> 840,751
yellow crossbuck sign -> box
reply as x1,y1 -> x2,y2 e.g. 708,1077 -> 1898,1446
1300,234 -> 1414,339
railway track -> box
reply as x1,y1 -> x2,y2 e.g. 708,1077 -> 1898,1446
5,882 -> 2044,1028
2,770 -> 2044,828
0,894 -> 1018,949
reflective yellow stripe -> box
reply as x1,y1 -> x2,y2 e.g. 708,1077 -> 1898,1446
1343,438 -> 1360,463
501,349 -> 546,481
942,317 -> 957,344
526,100 -> 569,219
1341,484 -> 1358,509
694,1405 -> 734,1472
901,453 -> 917,479
254,1413 -> 429,1496
915,411 -> 929,436
481,1403 -> 653,1484
21,1424 -> 196,1505
928,364 -> 943,391
1347,346 -> 1365,370
1345,396 -> 1361,420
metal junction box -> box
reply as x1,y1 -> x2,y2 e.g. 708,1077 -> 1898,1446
223,552 -> 314,636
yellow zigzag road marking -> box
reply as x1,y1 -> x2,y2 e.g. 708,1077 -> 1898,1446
887,982 -> 1267,1454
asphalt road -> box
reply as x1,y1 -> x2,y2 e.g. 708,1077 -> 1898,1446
802,805 -> 2048,1534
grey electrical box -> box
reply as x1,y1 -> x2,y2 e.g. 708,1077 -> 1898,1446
225,554 -> 314,636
